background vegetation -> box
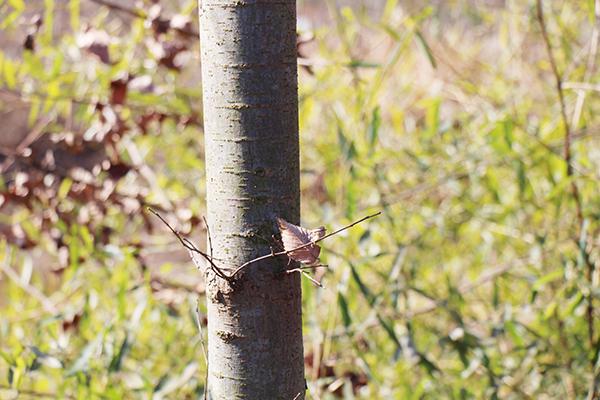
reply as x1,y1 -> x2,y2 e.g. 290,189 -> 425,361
1,0 -> 599,398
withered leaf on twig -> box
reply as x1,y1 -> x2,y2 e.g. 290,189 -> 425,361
276,218 -> 326,265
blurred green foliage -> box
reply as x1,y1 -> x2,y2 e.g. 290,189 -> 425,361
1,0 -> 599,398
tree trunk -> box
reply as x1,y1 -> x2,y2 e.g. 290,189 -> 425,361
199,1 -> 304,399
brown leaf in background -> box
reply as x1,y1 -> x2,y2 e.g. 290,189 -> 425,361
147,4 -> 170,37
23,14 -> 42,52
110,76 -> 129,105
106,161 -> 131,180
24,33 -> 35,51
136,111 -> 164,135
159,42 -> 189,70
62,312 -> 82,333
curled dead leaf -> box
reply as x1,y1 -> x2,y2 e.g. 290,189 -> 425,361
276,217 -> 326,265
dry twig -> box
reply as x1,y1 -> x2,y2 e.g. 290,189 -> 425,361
0,261 -> 57,314
88,0 -> 199,38
149,208 -> 381,283
147,208 -> 231,281
0,385 -> 75,399
228,212 -> 381,278
536,0 -> 597,353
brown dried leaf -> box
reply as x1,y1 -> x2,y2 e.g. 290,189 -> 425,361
110,76 -> 128,105
62,312 -> 82,333
24,33 -> 35,51
106,162 -> 131,180
23,14 -> 42,52
276,217 -> 326,265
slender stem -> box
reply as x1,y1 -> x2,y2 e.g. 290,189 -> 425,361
286,269 -> 323,288
89,0 -> 144,18
535,0 -> 583,223
295,264 -> 329,270
227,212 -> 381,278
0,88 -> 197,123
87,0 -> 199,38
195,300 -> 208,364
197,300 -> 209,400
203,216 -> 214,260
0,257 -> 58,314
536,0 -> 597,365
147,208 -> 232,281
150,208 -> 381,282
0,385 -> 74,399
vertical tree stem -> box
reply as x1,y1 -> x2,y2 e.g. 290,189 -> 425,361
199,0 -> 304,398
536,0 -> 596,367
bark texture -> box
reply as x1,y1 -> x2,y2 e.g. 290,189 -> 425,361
199,0 -> 304,398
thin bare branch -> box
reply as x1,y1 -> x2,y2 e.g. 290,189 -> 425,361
203,216 -> 213,260
286,268 -> 323,288
195,299 -> 208,364
89,0 -> 143,18
563,82 -> 600,92
0,261 -> 58,314
197,301 -> 210,400
295,264 -> 329,271
536,0 -> 596,351
535,0 -> 583,222
0,88 -> 199,122
570,0 -> 600,128
147,208 -> 231,281
0,114 -> 53,173
146,273 -> 204,294
0,385 -> 75,399
87,0 -> 199,38
228,212 -> 381,278
150,208 -> 381,282
292,391 -> 304,400
284,264 -> 329,287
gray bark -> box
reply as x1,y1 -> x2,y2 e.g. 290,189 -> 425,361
199,1 -> 304,399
